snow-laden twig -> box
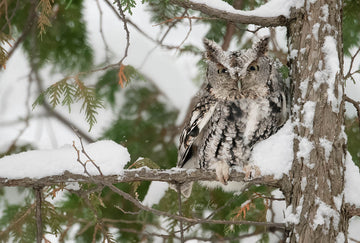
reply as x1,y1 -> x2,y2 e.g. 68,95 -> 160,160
0,167 -> 280,188
169,0 -> 289,27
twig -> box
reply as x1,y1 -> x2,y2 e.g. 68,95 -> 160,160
344,46 -> 360,81
346,203 -> 360,217
72,128 -> 103,176
0,203 -> 36,238
115,205 -> 140,215
175,11 -> 192,51
4,72 -> 33,155
34,186 -> 43,243
222,0 -> 243,51
153,15 -> 217,27
6,0 -> 37,61
114,0 -> 130,66
176,184 -> 185,243
139,9 -> 189,68
159,9 -> 188,44
104,181 -> 285,229
344,95 -> 360,130
95,0 -> 111,62
126,18 -> 183,50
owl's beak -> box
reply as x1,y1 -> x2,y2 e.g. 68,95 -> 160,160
238,80 -> 242,90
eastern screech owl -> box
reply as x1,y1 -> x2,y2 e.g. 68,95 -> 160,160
176,37 -> 288,197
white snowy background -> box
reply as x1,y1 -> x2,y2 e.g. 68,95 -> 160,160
0,0 -> 360,242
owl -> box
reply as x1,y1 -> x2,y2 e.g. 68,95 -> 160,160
175,37 -> 288,197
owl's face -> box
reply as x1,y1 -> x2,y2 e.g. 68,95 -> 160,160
203,38 -> 282,98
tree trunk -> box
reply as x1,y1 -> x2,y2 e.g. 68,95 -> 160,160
286,0 -> 348,242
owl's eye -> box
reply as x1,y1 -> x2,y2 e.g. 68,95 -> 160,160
217,68 -> 228,74
248,64 -> 259,71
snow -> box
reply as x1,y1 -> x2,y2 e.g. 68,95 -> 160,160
301,177 -> 307,191
344,152 -> 360,207
319,138 -> 333,162
284,196 -> 303,225
142,181 -> 169,207
320,4 -> 329,22
322,36 -> 341,112
191,0 -> 304,18
312,197 -> 340,231
0,140 -> 130,179
312,23 -> 320,42
266,189 -> 286,223
252,120 -> 294,179
336,232 -> 345,243
349,217 -> 360,242
302,101 -> 316,133
296,137 -> 314,169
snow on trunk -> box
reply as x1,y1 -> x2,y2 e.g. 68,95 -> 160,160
285,0 -> 348,242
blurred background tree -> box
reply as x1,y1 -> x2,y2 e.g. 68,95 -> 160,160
0,0 -> 359,242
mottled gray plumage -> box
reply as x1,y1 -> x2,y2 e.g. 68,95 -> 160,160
176,38 -> 288,197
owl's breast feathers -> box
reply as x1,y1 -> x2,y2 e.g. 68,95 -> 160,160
178,92 -> 286,169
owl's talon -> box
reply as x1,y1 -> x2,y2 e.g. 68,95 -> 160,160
215,161 -> 230,185
243,165 -> 261,180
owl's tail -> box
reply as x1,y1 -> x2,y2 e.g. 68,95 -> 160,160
169,181 -> 193,198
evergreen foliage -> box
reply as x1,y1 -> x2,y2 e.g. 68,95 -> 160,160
0,0 -> 359,242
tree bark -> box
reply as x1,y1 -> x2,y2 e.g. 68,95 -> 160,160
286,0 -> 348,242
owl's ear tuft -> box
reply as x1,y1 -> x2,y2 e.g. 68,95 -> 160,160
203,38 -> 226,64
254,37 -> 270,57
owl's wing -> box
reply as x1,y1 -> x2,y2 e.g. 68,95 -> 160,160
178,96 -> 217,168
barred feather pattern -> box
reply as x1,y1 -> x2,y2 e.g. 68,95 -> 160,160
175,38 -> 289,197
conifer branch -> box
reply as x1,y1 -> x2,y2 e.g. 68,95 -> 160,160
169,0 -> 289,27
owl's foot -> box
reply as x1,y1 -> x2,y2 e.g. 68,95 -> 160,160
214,161 -> 230,185
243,165 -> 261,180
169,181 -> 193,198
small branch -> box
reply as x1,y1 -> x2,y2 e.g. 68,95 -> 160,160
104,181 -> 285,229
114,0 -> 130,66
176,184 -> 185,243
4,72 -> 33,155
5,0 -> 37,61
222,0 -> 243,51
344,95 -> 360,130
72,129 -> 103,176
169,0 -> 288,27
34,186 -> 43,243
344,46 -> 360,80
346,203 -> 360,217
153,15 -> 216,27
95,0 -> 111,62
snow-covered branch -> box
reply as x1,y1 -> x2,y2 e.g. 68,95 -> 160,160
0,167 -> 280,188
169,0 -> 290,27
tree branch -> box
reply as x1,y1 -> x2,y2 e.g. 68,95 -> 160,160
344,95 -> 360,130
346,203 -> 360,217
0,167 -> 280,188
34,186 -> 43,243
169,0 -> 288,27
